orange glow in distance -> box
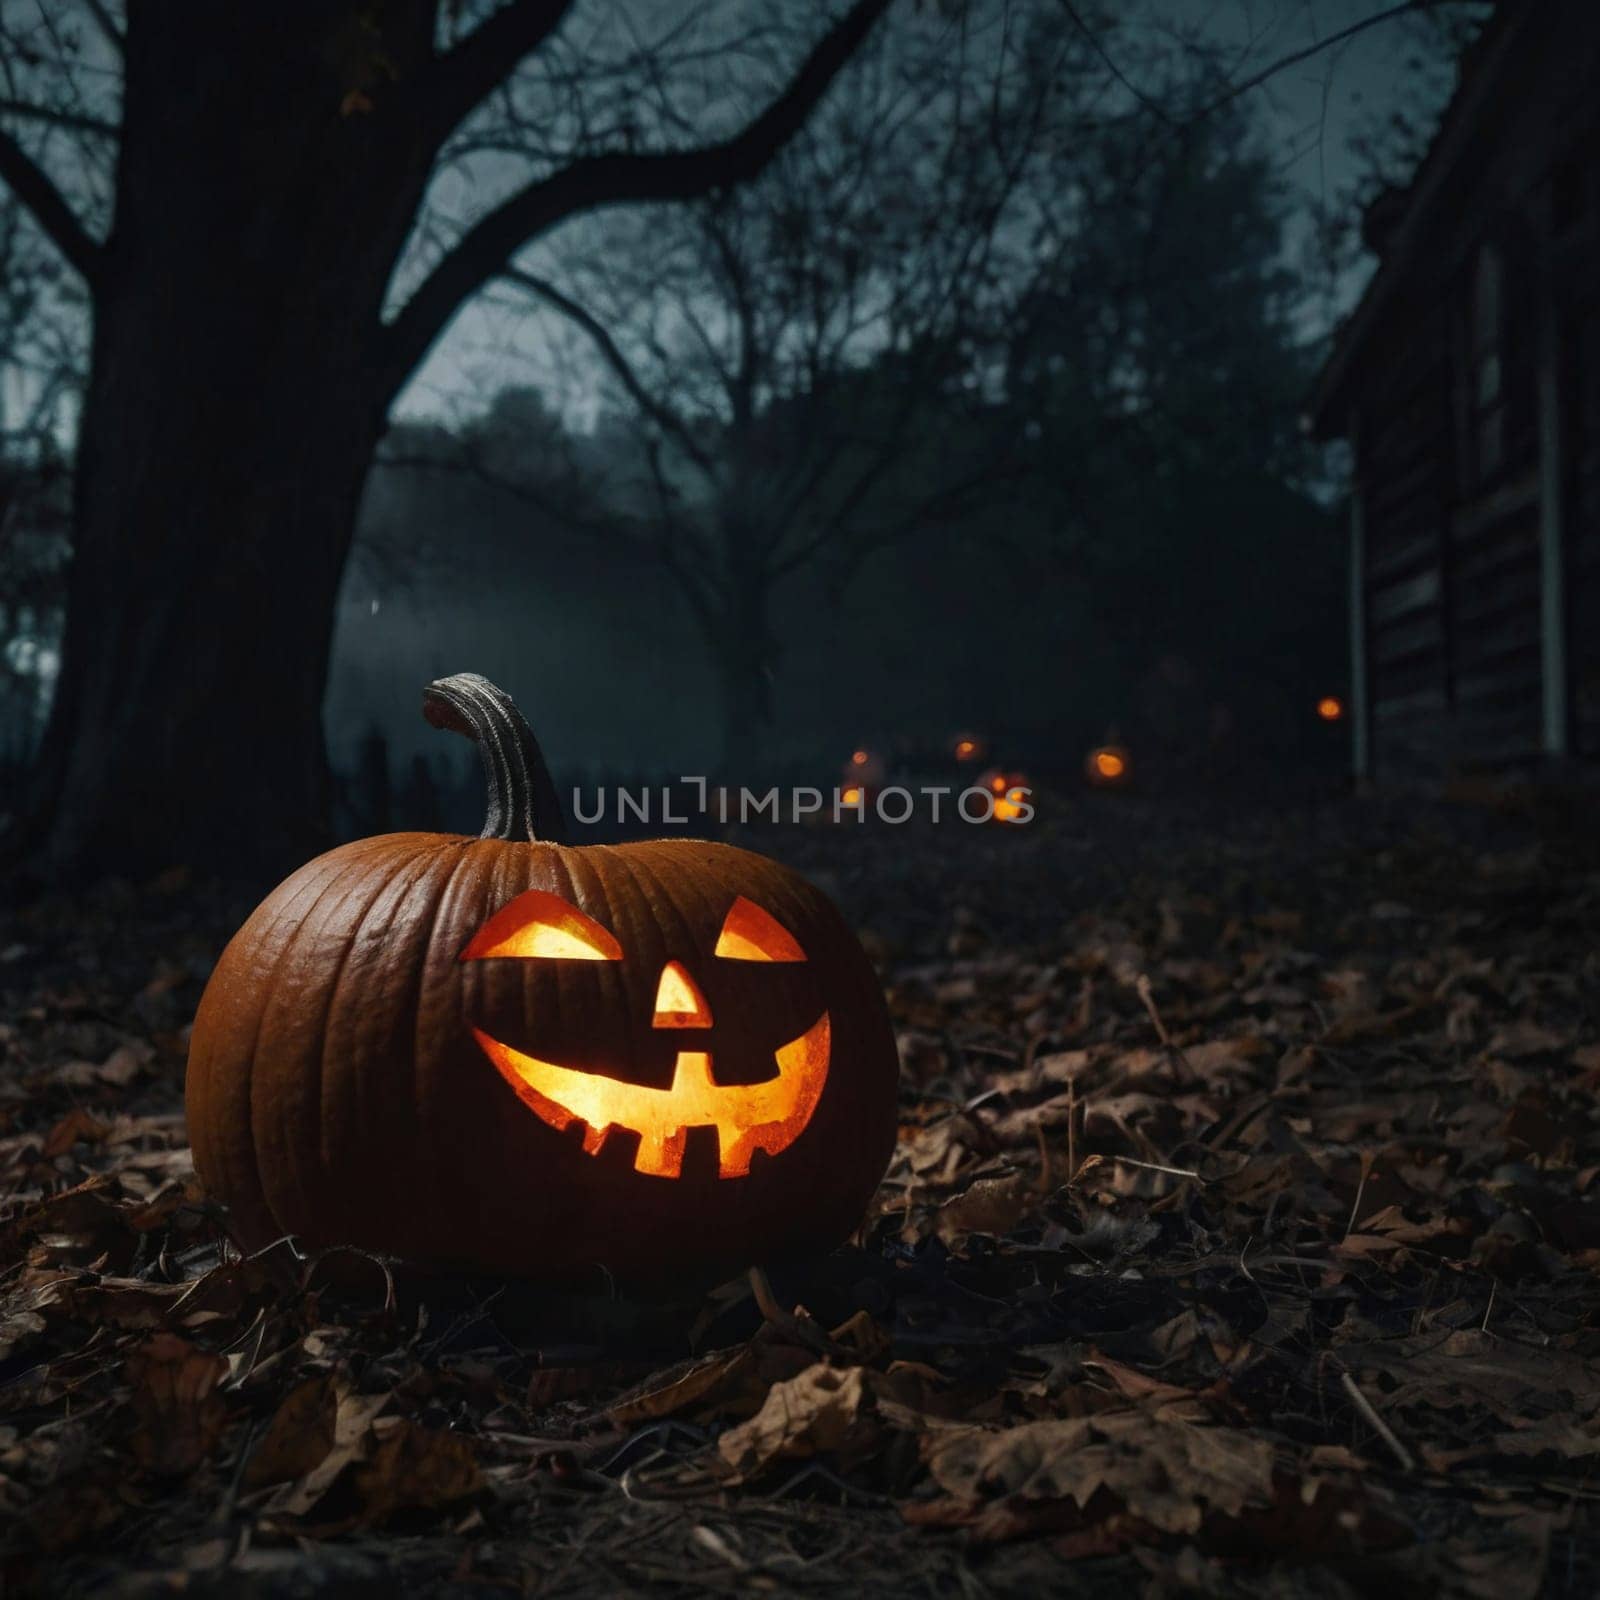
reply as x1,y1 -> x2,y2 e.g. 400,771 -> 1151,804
994,786 -> 1027,823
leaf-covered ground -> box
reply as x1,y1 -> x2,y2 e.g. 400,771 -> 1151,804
4,791 -> 1600,1597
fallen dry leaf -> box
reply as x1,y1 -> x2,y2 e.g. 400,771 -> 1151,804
5,794 -> 1600,1593
125,1333 -> 229,1478
245,1372 -> 340,1490
717,1365 -> 878,1482
346,1418 -> 481,1525
269,1386 -> 393,1518
936,1169 -> 1037,1241
918,1409 -> 1275,1539
41,1106 -> 111,1159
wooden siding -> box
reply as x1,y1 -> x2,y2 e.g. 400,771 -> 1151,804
1317,3 -> 1600,781
1448,482 -> 1543,766
1359,302 -> 1456,777
1356,264 -> 1549,777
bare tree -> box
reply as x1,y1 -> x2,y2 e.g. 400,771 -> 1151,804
0,186 -> 81,784
479,0 -> 1081,767
0,0 -> 891,877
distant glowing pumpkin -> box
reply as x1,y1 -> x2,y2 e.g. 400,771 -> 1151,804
993,782 -> 1031,824
186,674 -> 899,1282
1085,743 -> 1131,787
978,768 -> 1032,823
843,747 -> 887,789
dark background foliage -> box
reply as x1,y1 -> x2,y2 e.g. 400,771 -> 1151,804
0,0 -> 1485,876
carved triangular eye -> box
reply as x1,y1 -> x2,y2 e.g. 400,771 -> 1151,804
461,890 -> 622,961
714,896 -> 806,962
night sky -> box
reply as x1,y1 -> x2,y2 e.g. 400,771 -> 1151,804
399,0 -> 1433,427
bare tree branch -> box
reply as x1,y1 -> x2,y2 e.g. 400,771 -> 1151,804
78,0 -> 124,57
0,99 -> 118,138
1054,0 -> 1175,126
500,264 -> 719,477
0,127 -> 100,285
1176,0 -> 1481,127
378,0 -> 891,404
776,437 -> 1025,580
703,209 -> 759,440
418,0 -> 577,146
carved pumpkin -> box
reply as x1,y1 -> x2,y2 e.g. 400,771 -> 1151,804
992,778 -> 1032,824
844,747 -> 887,788
185,674 -> 898,1282
978,768 -> 1032,824
1085,741 -> 1131,788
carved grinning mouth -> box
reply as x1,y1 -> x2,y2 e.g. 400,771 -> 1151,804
462,891 -> 829,1178
470,1013 -> 830,1179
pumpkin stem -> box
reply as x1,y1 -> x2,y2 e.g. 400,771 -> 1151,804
422,673 -> 567,843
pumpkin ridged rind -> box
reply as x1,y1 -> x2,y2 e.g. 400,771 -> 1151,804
187,832 -> 898,1281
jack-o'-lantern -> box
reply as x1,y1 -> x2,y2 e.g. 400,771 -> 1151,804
843,747 -> 887,790
1085,739 -> 1131,788
978,768 -> 1032,824
993,780 -> 1031,824
185,674 -> 898,1282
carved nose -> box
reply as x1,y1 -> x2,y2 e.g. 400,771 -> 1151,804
652,961 -> 713,1029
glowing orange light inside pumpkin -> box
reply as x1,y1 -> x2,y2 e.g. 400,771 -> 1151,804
1317,696 -> 1345,722
851,749 -> 869,767
460,889 -> 622,961
473,1016 -> 830,1180
1093,751 -> 1126,781
464,893 -> 827,1179
714,895 -> 807,962
652,960 -> 712,1028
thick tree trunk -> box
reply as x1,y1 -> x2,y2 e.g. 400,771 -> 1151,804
5,0 -> 885,880
21,3 -> 433,879
29,312 -> 381,876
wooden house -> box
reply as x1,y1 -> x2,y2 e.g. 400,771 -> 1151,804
1309,1 -> 1600,780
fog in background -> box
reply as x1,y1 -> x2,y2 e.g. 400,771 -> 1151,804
0,0 -> 1482,835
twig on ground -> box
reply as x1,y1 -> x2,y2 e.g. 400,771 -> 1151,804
1114,1155 -> 1203,1181
748,1266 -> 850,1360
1344,1151 -> 1373,1240
1135,973 -> 1199,1080
1339,1369 -> 1416,1472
